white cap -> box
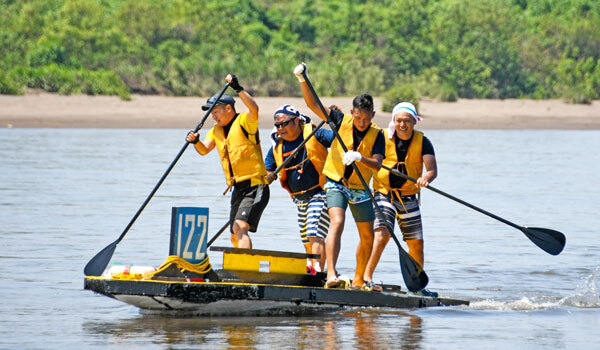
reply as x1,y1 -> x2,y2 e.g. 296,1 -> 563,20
388,102 -> 421,139
392,102 -> 420,122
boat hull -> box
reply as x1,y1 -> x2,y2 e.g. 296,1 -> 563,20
84,277 -> 468,315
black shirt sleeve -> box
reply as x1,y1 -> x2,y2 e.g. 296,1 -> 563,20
372,131 -> 386,157
422,136 -> 435,156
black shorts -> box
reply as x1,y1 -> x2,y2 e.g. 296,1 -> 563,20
230,181 -> 270,233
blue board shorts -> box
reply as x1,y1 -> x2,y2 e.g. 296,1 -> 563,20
324,180 -> 374,222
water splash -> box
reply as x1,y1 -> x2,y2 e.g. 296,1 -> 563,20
466,266 -> 600,311
559,266 -> 600,308
468,297 -> 560,311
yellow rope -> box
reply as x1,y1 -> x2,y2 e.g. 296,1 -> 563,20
109,255 -> 212,281
154,255 -> 213,275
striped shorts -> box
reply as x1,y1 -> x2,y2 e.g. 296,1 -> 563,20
294,191 -> 330,243
373,191 -> 423,241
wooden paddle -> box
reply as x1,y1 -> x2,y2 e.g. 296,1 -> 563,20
83,83 -> 231,276
381,164 -> 566,255
205,119 -> 327,247
301,69 -> 429,292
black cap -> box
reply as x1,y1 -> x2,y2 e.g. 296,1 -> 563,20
201,93 -> 235,111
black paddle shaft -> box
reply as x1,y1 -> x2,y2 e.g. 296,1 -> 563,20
381,164 -> 566,255
301,70 -> 428,292
84,83 -> 231,276
207,220 -> 231,247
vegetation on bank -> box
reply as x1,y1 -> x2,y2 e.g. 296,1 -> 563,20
1,0 -> 599,106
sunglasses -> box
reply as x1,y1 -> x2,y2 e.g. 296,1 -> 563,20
274,118 -> 296,129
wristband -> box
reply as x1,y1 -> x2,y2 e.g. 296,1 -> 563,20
229,74 -> 244,93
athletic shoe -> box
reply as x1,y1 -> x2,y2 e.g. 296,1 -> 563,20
416,289 -> 438,298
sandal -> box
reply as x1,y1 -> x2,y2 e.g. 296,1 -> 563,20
325,277 -> 344,289
362,281 -> 383,292
349,283 -> 363,291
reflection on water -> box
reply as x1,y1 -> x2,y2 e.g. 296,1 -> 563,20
351,310 -> 423,350
223,325 -> 257,348
82,310 -> 423,349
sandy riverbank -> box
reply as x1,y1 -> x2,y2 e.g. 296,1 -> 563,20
1,92 -> 598,129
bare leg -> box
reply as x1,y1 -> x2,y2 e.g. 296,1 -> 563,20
303,242 -> 312,255
302,242 -> 312,270
353,221 -> 374,287
325,207 -> 345,281
231,219 -> 252,249
309,237 -> 326,271
364,227 -> 392,282
406,239 -> 424,267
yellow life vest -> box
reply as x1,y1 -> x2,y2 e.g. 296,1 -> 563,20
273,123 -> 328,198
373,129 -> 424,196
322,113 -> 381,189
212,112 -> 267,187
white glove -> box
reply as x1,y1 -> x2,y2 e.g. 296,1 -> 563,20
293,63 -> 306,82
342,151 -> 362,165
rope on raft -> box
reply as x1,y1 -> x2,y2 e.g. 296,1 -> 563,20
109,255 -> 212,280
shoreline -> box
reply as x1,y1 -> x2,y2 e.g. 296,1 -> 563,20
1,93 -> 598,129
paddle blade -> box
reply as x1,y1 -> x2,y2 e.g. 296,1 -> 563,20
84,241 -> 117,276
522,227 -> 566,255
399,249 -> 429,292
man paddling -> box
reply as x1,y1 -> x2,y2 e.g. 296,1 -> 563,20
294,63 -> 385,290
186,74 -> 270,249
364,102 -> 438,296
264,104 -> 334,273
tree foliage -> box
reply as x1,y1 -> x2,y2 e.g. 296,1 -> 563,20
0,0 -> 598,103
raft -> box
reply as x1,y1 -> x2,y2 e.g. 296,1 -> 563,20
84,246 -> 469,315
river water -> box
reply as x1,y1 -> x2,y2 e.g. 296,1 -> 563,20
1,128 -> 599,349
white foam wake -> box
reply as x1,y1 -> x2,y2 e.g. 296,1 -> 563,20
466,266 -> 600,311
468,297 -> 560,311
559,266 -> 600,308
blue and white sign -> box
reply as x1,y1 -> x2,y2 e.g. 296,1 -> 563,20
169,207 -> 209,264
